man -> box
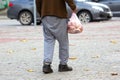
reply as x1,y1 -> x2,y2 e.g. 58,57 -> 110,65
36,0 -> 76,74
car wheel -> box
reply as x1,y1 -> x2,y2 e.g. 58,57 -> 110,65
19,11 -> 33,25
77,11 -> 92,23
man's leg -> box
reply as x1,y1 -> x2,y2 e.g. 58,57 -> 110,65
41,17 -> 56,73
42,17 -> 56,64
53,18 -> 72,72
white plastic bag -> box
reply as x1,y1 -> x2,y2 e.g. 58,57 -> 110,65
67,13 -> 83,34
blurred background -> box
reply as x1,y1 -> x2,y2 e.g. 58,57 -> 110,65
0,0 -> 9,13
0,0 -> 9,18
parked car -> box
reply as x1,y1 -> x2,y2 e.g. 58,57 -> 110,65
69,0 -> 112,23
7,0 -> 112,25
89,0 -> 120,17
7,0 -> 41,25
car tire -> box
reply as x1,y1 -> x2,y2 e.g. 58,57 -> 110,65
77,11 -> 92,23
19,11 -> 33,25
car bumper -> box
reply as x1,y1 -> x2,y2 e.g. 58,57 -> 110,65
7,8 -> 19,19
99,11 -> 112,18
92,11 -> 113,20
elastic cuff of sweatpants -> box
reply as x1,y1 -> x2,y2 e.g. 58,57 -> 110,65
60,62 -> 67,65
43,62 -> 51,65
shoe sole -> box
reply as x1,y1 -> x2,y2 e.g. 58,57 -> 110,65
43,70 -> 53,74
58,69 -> 72,72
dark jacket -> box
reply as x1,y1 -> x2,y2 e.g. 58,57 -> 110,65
36,0 -> 76,18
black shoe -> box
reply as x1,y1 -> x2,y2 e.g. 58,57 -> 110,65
58,64 -> 73,72
43,64 -> 53,74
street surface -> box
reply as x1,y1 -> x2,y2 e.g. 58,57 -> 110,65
0,18 -> 120,80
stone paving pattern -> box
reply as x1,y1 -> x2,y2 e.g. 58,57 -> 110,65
0,18 -> 120,80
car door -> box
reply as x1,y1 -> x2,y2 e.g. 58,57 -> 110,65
100,0 -> 120,12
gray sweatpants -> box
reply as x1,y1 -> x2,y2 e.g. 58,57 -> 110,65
41,16 -> 69,65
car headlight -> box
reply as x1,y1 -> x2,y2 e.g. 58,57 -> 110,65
92,6 -> 104,12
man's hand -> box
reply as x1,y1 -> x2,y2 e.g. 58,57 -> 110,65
72,8 -> 77,13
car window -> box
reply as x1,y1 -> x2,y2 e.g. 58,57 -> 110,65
10,0 -> 16,1
99,0 -> 120,1
99,0 -> 108,1
109,0 -> 120,1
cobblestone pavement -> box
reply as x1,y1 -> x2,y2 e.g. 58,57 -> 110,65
0,18 -> 120,80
